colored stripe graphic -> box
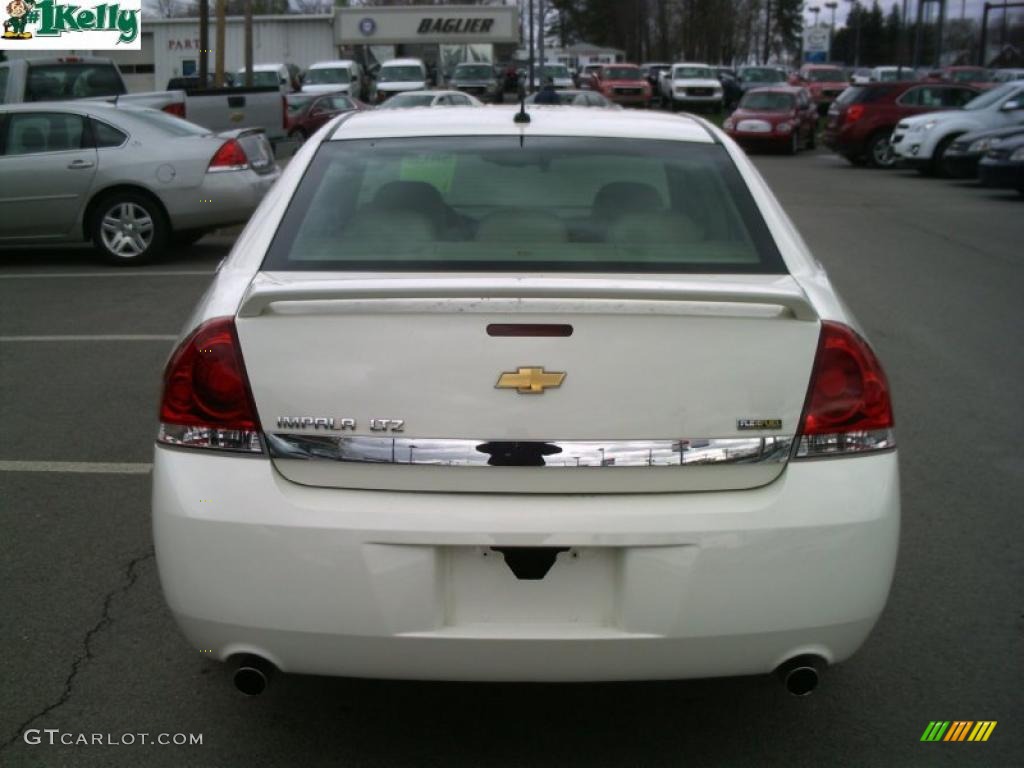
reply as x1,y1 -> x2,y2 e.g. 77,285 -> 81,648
921,721 -> 997,742
944,721 -> 972,741
967,722 -> 997,742
921,722 -> 950,741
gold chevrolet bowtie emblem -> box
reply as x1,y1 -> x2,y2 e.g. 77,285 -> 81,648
496,367 -> 566,394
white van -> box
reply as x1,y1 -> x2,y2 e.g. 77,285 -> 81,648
237,63 -> 296,93
374,58 -> 428,104
303,60 -> 364,99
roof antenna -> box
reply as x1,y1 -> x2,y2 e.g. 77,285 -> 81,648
514,80 -> 530,124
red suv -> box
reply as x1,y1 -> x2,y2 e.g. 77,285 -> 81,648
790,65 -> 849,114
824,81 -> 979,167
591,64 -> 651,107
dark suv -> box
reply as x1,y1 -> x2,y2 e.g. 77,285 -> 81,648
824,82 -> 979,167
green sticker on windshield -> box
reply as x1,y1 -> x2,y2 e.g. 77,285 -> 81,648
400,154 -> 456,194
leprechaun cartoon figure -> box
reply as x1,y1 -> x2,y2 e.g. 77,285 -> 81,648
3,0 -> 36,39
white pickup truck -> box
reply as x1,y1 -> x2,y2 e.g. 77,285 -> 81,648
0,56 -> 286,145
0,56 -> 185,112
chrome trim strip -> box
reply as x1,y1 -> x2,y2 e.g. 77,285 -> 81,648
266,434 -> 794,468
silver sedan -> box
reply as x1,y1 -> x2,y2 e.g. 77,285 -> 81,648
0,101 -> 279,264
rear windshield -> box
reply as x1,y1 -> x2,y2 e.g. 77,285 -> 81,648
26,64 -> 125,101
603,67 -> 641,80
674,67 -> 712,79
306,68 -> 351,84
380,66 -> 424,82
248,71 -> 281,88
263,137 -> 784,274
456,65 -> 493,80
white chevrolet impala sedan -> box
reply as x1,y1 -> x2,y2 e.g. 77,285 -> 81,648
153,106 -> 898,696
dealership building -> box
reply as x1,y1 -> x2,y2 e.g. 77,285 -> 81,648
1,5 -> 521,92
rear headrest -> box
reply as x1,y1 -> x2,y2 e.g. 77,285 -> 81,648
475,209 -> 568,243
593,182 -> 664,219
606,212 -> 705,245
373,181 -> 447,223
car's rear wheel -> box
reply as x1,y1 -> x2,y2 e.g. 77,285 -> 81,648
866,130 -> 896,169
786,131 -> 799,155
90,192 -> 167,266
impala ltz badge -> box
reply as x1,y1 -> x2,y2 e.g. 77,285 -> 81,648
737,419 -> 783,430
275,417 -> 404,432
496,367 -> 566,394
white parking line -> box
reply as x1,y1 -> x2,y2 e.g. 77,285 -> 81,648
0,461 -> 152,474
0,270 -> 214,279
0,334 -> 177,342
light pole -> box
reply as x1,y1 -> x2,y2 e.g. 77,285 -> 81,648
825,1 -> 838,52
844,0 -> 862,66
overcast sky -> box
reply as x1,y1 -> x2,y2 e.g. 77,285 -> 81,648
138,1 -> 1021,34
804,0 -> 1024,27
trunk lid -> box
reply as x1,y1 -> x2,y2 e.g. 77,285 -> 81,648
234,273 -> 820,494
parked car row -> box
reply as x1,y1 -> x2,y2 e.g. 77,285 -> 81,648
822,80 -> 1024,193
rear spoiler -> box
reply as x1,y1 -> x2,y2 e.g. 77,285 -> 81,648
237,276 -> 818,321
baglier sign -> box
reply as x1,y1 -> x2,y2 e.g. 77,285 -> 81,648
417,17 -> 495,35
335,5 -> 517,46
1,0 -> 141,49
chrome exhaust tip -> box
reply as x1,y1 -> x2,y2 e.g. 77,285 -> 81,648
230,654 -> 275,696
776,655 -> 825,697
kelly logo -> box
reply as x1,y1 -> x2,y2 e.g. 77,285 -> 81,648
1,0 -> 140,49
920,721 -> 997,742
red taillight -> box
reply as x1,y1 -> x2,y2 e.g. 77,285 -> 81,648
845,104 -> 865,123
158,318 -> 262,452
207,139 -> 249,172
795,321 -> 895,458
161,102 -> 186,119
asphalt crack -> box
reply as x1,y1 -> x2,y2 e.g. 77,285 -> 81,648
0,547 -> 155,752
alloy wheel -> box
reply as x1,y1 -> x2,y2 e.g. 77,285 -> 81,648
100,202 -> 154,259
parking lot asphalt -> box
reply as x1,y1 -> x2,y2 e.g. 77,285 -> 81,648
1,155 -> 1022,768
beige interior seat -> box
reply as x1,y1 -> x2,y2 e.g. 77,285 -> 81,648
344,209 -> 437,244
606,212 -> 706,245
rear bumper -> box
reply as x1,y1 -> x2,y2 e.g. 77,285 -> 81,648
165,167 -> 280,232
153,447 -> 900,682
